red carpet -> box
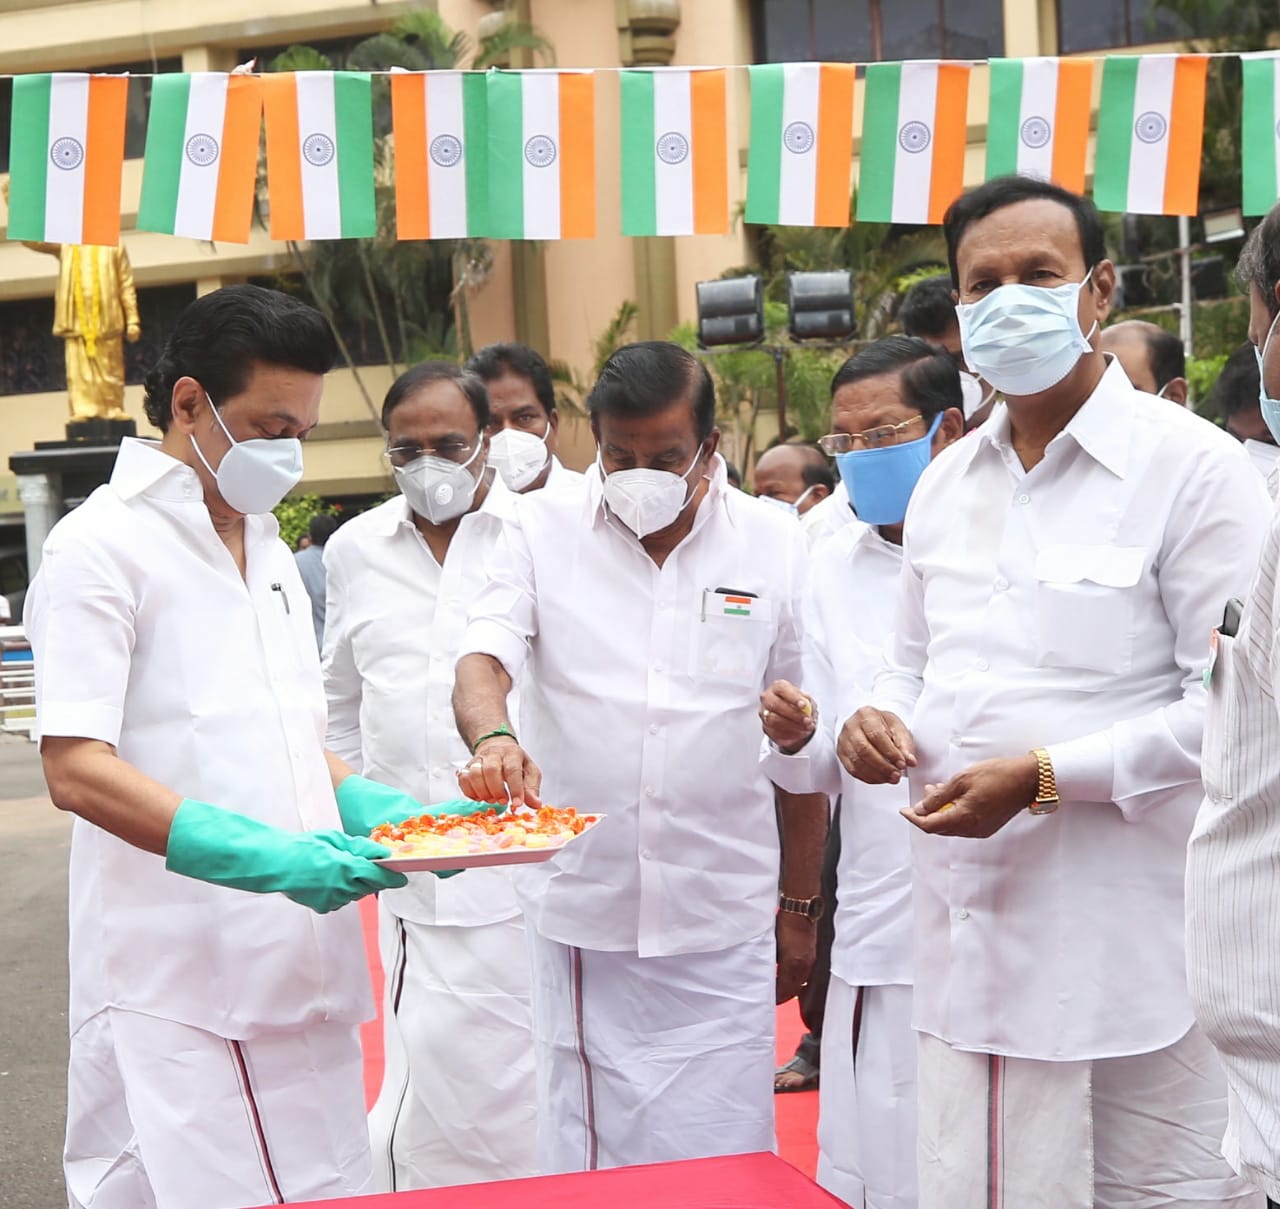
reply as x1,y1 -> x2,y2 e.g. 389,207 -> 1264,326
357,900 -> 820,1178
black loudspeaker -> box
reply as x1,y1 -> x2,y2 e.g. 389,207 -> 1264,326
787,270 -> 856,341
696,275 -> 764,347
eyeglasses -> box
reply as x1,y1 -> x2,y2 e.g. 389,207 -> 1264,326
818,415 -> 925,455
384,441 -> 477,469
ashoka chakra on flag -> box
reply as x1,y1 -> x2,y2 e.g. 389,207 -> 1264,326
1134,111 -> 1168,144
1020,117 -> 1051,149
656,131 -> 689,165
898,120 -> 931,154
303,132 -> 336,166
783,121 -> 815,154
429,133 -> 462,167
50,136 -> 85,171
185,133 -> 219,166
524,134 -> 556,167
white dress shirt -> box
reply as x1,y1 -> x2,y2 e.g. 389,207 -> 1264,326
543,455 -> 585,493
322,478 -> 521,928
24,438 -> 370,1039
872,360 -> 1269,1062
762,521 -> 912,988
1188,509 -> 1280,1200
459,456 -> 807,957
800,480 -> 856,548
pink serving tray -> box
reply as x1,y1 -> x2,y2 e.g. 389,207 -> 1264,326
373,813 -> 604,874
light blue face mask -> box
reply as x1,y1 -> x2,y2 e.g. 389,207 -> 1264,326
1254,310 -> 1280,444
835,413 -> 943,526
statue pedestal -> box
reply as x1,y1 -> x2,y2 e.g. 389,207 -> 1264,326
10,425 -> 136,577
64,418 -> 137,444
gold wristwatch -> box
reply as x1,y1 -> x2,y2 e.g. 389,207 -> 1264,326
1028,747 -> 1060,815
778,894 -> 825,922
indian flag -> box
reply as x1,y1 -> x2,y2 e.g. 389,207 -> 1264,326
485,70 -> 595,240
137,73 -> 263,243
1093,55 -> 1207,216
856,61 -> 970,225
745,63 -> 855,228
262,71 -> 376,241
1241,53 -> 1280,216
391,71 -> 488,239
985,58 -> 1093,193
620,68 -> 729,236
7,73 -> 129,246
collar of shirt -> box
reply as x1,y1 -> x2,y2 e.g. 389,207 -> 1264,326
109,437 -> 280,544
587,450 -> 733,536
961,356 -> 1133,482
369,468 -> 519,539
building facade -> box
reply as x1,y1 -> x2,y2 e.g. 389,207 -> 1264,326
0,0 -> 1185,574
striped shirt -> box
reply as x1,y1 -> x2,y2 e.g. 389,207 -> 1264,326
1188,506 -> 1280,1201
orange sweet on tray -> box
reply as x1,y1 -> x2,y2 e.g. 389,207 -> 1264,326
371,805 -> 599,859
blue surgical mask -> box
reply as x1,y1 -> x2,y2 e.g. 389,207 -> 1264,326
1254,310 -> 1280,444
957,270 -> 1097,397
835,413 -> 943,526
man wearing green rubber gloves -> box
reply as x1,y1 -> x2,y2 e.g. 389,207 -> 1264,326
24,285 -> 471,1209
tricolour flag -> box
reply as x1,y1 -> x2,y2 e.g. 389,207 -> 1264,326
485,70 -> 595,240
856,61 -> 970,225
391,71 -> 488,239
745,63 -> 855,228
620,68 -> 729,236
985,57 -> 1093,192
138,73 -> 263,243
7,73 -> 128,245
1094,54 -> 1207,216
262,71 -> 376,241
1241,53 -> 1280,216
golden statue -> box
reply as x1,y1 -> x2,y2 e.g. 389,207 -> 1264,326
6,177 -> 141,422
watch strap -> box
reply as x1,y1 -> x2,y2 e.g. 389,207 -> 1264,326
1028,747 -> 1060,815
778,894 -> 825,922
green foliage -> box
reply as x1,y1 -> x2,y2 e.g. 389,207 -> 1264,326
549,300 -> 640,413
273,495 -> 336,551
267,46 -> 334,72
1187,352 -> 1230,407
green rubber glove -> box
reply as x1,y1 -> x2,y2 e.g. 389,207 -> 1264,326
333,774 -> 499,837
165,798 -> 409,914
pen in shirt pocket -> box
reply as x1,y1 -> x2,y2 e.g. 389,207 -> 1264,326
271,582 -> 292,615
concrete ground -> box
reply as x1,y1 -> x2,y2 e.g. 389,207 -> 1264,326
0,734 -> 71,1209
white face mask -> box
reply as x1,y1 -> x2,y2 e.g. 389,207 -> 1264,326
394,441 -> 486,525
956,270 -> 1097,397
757,485 -> 816,518
488,423 -> 550,492
959,371 -> 997,420
190,394 -> 304,515
599,445 -> 704,538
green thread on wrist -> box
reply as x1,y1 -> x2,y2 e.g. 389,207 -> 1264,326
470,724 -> 516,755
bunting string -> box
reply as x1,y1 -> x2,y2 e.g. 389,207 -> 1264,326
4,53 -> 1278,248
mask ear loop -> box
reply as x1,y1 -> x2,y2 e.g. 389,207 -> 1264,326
190,391 -> 230,480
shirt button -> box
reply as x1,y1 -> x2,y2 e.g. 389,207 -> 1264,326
654,664 -> 665,674
975,658 -> 990,672
994,576 -> 1010,592
648,724 -> 659,735
641,848 -> 653,859
956,908 -> 970,921
644,786 -> 656,797
1017,493 -> 1031,505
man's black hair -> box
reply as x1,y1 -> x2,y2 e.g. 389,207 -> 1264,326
1145,326 -> 1187,392
308,513 -> 338,547
381,361 -> 490,432
830,336 -> 963,424
796,443 -> 836,492
464,342 -> 557,419
1237,204 -> 1280,318
899,274 -> 959,340
1208,342 -> 1262,420
724,460 -> 742,488
588,341 -> 716,442
142,284 -> 339,432
943,175 -> 1108,288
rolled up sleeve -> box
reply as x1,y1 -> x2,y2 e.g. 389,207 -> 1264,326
458,517 -> 539,681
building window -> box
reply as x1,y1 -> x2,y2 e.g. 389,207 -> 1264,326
751,0 -> 1005,63
0,283 -> 195,397
1057,0 -> 1189,54
0,58 -> 183,173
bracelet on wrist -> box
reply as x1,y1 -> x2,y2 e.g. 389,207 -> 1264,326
469,724 -> 517,755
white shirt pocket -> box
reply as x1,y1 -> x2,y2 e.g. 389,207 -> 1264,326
1033,544 -> 1146,676
690,596 -> 775,688
1201,630 -> 1237,804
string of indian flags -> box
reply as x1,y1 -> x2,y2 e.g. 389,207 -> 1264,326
7,52 -> 1280,249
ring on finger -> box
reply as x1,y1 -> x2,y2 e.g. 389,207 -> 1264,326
469,759 -> 483,770
762,708 -> 772,720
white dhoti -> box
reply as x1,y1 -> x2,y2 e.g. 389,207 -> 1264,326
369,903 -> 537,1190
64,1008 -> 371,1209
817,979 -> 917,1209
527,927 -> 776,1172
916,1025 -> 1263,1209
